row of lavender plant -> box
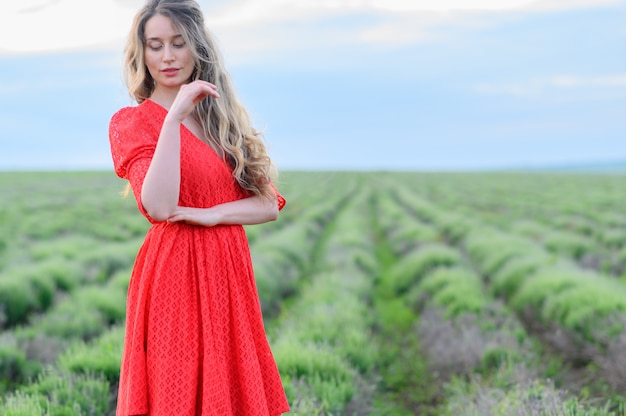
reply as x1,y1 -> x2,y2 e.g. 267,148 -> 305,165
393,183 -> 626,411
0,171 -> 346,414
267,187 -> 382,414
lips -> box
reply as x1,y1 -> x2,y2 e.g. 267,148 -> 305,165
162,68 -> 180,76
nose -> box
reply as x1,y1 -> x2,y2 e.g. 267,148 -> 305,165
162,45 -> 174,62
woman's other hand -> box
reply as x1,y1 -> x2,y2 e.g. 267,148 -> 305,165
168,80 -> 220,123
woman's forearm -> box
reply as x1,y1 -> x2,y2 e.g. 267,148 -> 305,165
141,115 -> 181,221
167,194 -> 279,227
213,194 -> 279,225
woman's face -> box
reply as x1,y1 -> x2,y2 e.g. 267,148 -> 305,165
143,14 -> 195,92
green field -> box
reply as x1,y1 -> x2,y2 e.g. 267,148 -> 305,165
2,170 -> 626,415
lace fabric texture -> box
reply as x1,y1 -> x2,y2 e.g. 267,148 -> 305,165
109,99 -> 289,416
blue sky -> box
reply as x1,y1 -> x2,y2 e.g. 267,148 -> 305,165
0,0 -> 624,171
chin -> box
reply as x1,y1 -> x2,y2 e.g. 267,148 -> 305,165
158,80 -> 185,89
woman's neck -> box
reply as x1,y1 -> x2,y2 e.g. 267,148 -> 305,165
148,86 -> 180,110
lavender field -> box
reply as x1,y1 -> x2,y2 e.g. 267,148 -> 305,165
1,170 -> 626,415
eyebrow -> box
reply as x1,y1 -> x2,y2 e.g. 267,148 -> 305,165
145,34 -> 184,42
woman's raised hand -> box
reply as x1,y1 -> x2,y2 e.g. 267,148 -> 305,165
168,80 -> 219,123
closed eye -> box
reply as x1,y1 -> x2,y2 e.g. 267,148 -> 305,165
146,41 -> 163,51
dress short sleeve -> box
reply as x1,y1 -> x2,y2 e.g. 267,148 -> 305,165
109,106 -> 158,222
270,183 -> 286,211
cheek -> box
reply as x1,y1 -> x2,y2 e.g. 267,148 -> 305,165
180,50 -> 194,65
144,55 -> 158,75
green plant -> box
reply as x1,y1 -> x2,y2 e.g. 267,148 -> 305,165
57,325 -> 124,382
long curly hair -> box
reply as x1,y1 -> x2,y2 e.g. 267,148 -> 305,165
124,0 -> 276,199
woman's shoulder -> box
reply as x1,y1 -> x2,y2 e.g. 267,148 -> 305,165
110,101 -> 151,128
110,101 -> 161,138
109,101 -> 162,152
108,101 -> 160,177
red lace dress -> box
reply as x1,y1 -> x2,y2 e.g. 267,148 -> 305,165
108,99 -> 289,416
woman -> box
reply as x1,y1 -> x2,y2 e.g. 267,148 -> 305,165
108,0 -> 290,414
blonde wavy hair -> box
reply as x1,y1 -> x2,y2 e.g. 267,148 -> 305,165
124,0 -> 276,199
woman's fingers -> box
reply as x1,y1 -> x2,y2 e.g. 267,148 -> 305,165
179,83 -> 216,106
167,206 -> 218,227
188,80 -> 219,100
169,81 -> 219,120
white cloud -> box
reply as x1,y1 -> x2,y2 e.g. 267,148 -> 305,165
0,0 -> 136,54
369,0 -> 535,12
528,0 -> 621,11
207,0 -> 620,25
373,0 -> 623,11
551,75 -> 626,87
206,0 -> 624,58
0,0 -> 622,55
206,0 -> 538,29
475,74 -> 626,96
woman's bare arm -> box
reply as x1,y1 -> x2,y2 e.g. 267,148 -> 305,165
141,81 -> 219,221
167,194 -> 279,227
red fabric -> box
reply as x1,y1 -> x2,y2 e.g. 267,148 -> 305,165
109,99 -> 289,416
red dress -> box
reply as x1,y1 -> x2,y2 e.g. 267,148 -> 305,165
108,99 -> 289,416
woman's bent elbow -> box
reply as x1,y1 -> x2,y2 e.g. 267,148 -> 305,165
146,210 -> 171,222
144,204 -> 176,222
267,205 -> 279,222
260,194 -> 279,222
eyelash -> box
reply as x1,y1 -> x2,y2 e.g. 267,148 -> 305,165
149,43 -> 185,51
